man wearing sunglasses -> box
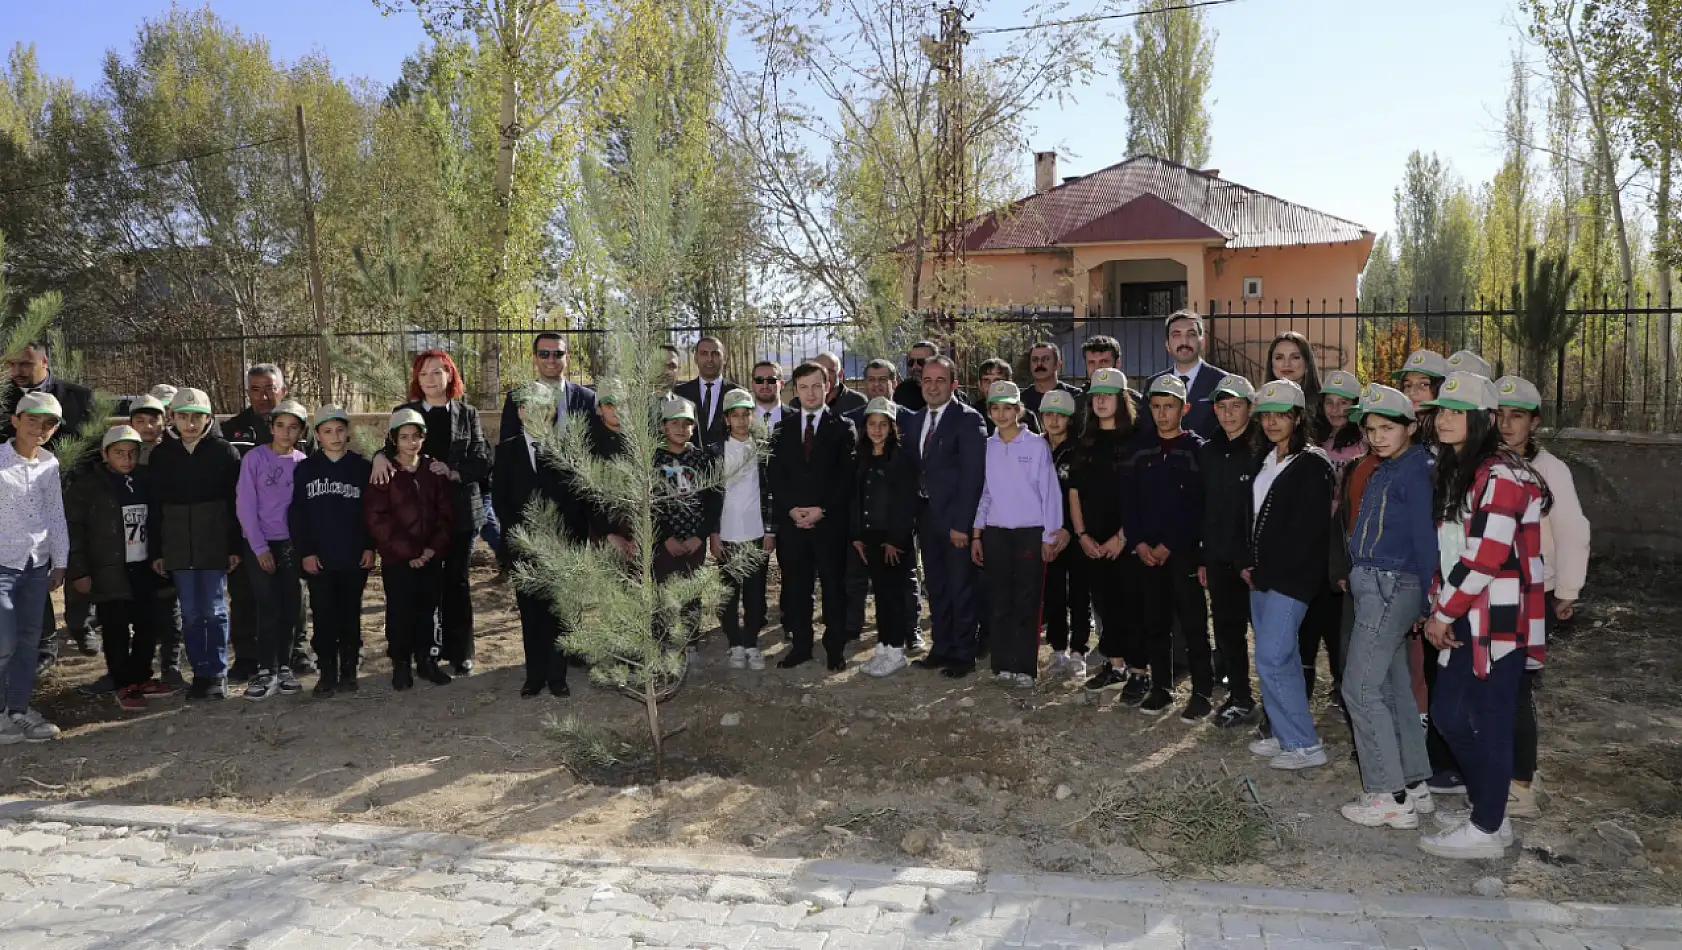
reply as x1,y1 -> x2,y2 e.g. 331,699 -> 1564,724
674,336 -> 741,449
893,341 -> 938,411
749,361 -> 789,432
500,333 -> 598,445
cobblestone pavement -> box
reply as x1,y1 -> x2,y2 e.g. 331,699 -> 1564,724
1,801 -> 1679,950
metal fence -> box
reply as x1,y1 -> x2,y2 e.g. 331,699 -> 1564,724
65,299 -> 1682,432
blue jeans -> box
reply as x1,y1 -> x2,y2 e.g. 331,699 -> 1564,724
0,564 -> 51,712
1432,629 -> 1527,833
1343,567 -> 1432,793
480,500 -> 505,561
174,569 -> 230,678
1250,589 -> 1321,752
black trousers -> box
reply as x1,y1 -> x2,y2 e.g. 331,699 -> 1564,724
1086,552 -> 1137,665
438,530 -> 477,666
515,586 -> 569,689
1300,585 -> 1345,695
1044,540 -> 1091,655
720,540 -> 769,649
383,561 -> 443,667
155,584 -> 182,672
307,568 -> 368,680
983,527 -> 1046,676
847,536 -> 921,639
96,566 -> 162,689
231,559 -> 309,666
860,539 -> 914,649
777,524 -> 848,658
1138,551 -> 1212,696
653,545 -> 707,643
245,540 -> 302,674
38,586 -> 94,662
1206,559 -> 1253,705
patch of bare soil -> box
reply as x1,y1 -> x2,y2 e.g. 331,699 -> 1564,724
7,556 -> 1678,905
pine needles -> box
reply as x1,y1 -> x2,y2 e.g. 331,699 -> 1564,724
1072,768 -> 1294,869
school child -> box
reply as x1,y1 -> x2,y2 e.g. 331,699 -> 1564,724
365,408 -> 456,690
1199,374 -> 1261,728
1078,368 -> 1146,700
853,396 -> 919,677
147,388 -> 242,701
1447,350 -> 1493,379
1494,375 -> 1588,818
235,400 -> 311,700
1119,374 -> 1211,720
0,392 -> 70,743
586,391 -> 634,557
1393,349 -> 1449,445
1039,389 -> 1090,680
65,426 -> 173,712
289,407 -> 375,696
1336,384 -> 1439,828
124,393 -> 185,686
971,382 -> 1062,689
1414,372 -> 1547,859
128,395 -> 168,465
653,397 -> 720,653
1294,369 -> 1366,709
712,389 -> 777,672
1244,379 -> 1336,770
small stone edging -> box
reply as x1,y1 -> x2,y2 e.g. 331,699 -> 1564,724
3,797 -> 1678,934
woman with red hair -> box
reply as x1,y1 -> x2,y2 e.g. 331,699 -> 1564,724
370,349 -> 490,678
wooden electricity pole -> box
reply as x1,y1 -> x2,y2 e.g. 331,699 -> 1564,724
295,104 -> 333,402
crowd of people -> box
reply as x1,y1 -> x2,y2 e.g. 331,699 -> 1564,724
0,312 -> 1590,863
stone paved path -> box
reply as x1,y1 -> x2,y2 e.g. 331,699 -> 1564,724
1,800 -> 1679,950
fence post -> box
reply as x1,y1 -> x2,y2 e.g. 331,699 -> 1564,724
1555,341 -> 1566,427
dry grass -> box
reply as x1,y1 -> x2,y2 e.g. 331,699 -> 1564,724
1073,767 -> 1295,869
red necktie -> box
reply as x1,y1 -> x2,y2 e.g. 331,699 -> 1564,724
803,413 -> 815,461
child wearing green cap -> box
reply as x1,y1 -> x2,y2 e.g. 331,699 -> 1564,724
1199,375 -> 1262,728
0,393 -> 70,743
1038,389 -> 1089,679
653,398 -> 720,643
236,401 -> 311,700
715,389 -> 776,671
289,408 -> 376,696
365,409 -> 456,690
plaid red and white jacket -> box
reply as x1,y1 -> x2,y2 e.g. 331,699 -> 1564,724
1431,454 -> 1547,678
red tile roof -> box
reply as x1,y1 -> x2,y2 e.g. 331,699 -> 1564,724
941,155 -> 1371,253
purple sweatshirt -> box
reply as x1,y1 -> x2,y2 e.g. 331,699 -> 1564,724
236,444 -> 307,555
974,428 -> 1064,543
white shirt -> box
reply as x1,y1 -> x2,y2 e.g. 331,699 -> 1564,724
800,405 -> 827,436
921,402 -> 948,456
699,377 -> 724,429
755,403 -> 785,433
719,436 -> 765,543
1173,360 -> 1208,394
524,434 -> 540,472
1252,449 -> 1296,516
0,441 -> 70,571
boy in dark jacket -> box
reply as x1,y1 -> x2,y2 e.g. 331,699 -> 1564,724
146,388 -> 243,701
365,408 -> 456,690
67,426 -> 174,711
1119,374 -> 1212,720
1198,374 -> 1261,728
289,407 -> 375,696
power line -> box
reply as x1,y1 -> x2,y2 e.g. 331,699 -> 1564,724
970,0 -> 1245,37
0,135 -> 292,197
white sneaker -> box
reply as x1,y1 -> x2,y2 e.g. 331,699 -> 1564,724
995,671 -> 1015,686
1249,737 -> 1282,758
1269,744 -> 1329,771
1013,673 -> 1035,690
1066,653 -> 1087,680
8,709 -> 60,742
1406,783 -> 1436,815
1342,792 -> 1419,829
1433,810 -> 1515,847
728,647 -> 748,670
745,648 -> 766,671
1418,819 -> 1508,860
869,646 -> 907,678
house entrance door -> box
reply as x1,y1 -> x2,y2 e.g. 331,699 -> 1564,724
1118,281 -> 1187,317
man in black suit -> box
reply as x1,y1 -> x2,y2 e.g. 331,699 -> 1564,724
893,340 -> 938,411
815,351 -> 867,416
903,357 -> 987,679
767,360 -> 857,670
500,333 -> 599,442
672,336 -> 738,448
1146,310 -> 1227,440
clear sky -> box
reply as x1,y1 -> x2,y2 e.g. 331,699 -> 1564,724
4,0 -> 1527,238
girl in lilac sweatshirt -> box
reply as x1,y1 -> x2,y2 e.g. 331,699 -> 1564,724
234,401 -> 310,699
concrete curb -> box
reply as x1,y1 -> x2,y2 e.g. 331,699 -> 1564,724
4,797 -> 1679,933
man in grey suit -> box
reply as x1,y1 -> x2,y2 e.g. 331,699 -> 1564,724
903,357 -> 986,679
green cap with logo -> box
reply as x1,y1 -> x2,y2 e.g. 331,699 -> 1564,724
661,396 -> 697,422
1321,370 -> 1362,401
313,405 -> 351,430
1494,375 -> 1542,412
1447,350 -> 1493,379
986,380 -> 1022,405
388,407 -> 427,432
1039,390 -> 1077,416
1252,378 -> 1306,414
596,381 -> 622,407
864,396 -> 898,418
1351,383 -> 1416,423
1392,349 -> 1450,381
1423,371 -> 1497,412
101,425 -> 142,451
722,388 -> 754,413
270,399 -> 310,428
1147,374 -> 1188,403
1207,374 -> 1255,402
170,388 -> 212,415
1087,367 -> 1128,396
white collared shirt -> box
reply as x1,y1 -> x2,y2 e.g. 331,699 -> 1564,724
0,441 -> 69,571
1175,360 -> 1208,393
801,405 -> 827,434
755,403 -> 785,432
719,436 -> 764,542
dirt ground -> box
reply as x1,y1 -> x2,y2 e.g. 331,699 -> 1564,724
6,555 -> 1679,905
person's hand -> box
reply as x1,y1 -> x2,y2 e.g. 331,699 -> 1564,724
228,555 -> 241,572
1079,534 -> 1103,559
1050,529 -> 1070,558
408,555 -> 429,568
302,555 -> 322,575
854,540 -> 867,561
664,538 -> 684,557
1338,579 -> 1349,593
709,535 -> 725,560
1151,544 -> 1170,563
949,529 -> 968,549
370,453 -> 394,485
359,550 -> 376,570
1135,542 -> 1156,566
1101,536 -> 1124,559
970,538 -> 985,568
884,544 -> 902,566
762,536 -> 776,553
257,552 -> 276,574
1239,567 -> 1254,589
1424,617 -> 1461,651
1554,598 -> 1575,621
152,558 -> 168,578
72,576 -> 92,596
1197,566 -> 1207,588
806,508 -> 825,527
429,459 -> 451,478
1041,542 -> 1058,563
681,537 -> 703,555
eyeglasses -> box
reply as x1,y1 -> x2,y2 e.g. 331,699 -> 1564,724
536,349 -> 567,360
752,375 -> 780,385
907,358 -> 927,367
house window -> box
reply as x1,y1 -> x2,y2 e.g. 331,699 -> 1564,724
1243,277 -> 1263,301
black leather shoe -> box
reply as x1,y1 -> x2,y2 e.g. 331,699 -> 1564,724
549,682 -> 571,698
826,653 -> 845,672
940,662 -> 976,679
450,660 -> 474,677
521,682 -> 544,697
392,666 -> 414,690
777,651 -> 813,669
418,661 -> 453,685
914,655 -> 953,670
337,677 -> 360,694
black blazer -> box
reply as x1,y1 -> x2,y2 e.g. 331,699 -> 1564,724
493,435 -> 589,549
385,399 -> 492,532
767,407 -> 856,531
1148,363 -> 1228,440
1245,445 -> 1335,603
500,380 -> 599,445
673,376 -> 741,448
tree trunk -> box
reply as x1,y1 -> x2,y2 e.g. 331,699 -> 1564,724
483,18 -> 522,407
646,672 -> 663,784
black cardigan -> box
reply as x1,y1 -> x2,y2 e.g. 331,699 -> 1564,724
1245,446 -> 1335,604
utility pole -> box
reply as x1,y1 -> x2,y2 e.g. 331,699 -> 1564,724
295,104 -> 333,402
929,2 -> 973,335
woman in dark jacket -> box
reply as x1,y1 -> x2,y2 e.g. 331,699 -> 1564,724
852,397 -> 918,678
373,350 -> 490,676
366,408 -> 457,689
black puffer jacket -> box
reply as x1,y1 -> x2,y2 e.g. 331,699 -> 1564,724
66,466 -> 151,602
1200,424 -> 1260,565
147,434 -> 243,570
851,447 -> 917,550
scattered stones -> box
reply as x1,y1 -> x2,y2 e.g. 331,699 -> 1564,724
962,775 -> 985,792
801,694 -> 815,707
900,828 -> 937,856
957,697 -> 976,709
720,713 -> 742,727
823,825 -> 854,840
1473,876 -> 1505,898
1594,820 -> 1644,857
1055,784 -> 1074,801
860,708 -> 878,720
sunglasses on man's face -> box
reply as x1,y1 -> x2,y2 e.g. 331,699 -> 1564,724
536,349 -> 567,360
907,358 -> 927,367
753,375 -> 780,385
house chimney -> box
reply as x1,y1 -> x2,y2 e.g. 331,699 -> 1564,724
1198,168 -> 1221,179
1034,151 -> 1057,193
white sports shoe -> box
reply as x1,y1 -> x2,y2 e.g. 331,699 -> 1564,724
1406,784 -> 1436,815
728,647 -> 748,670
869,646 -> 907,678
745,648 -> 766,671
1249,737 -> 1282,758
1341,792 -> 1419,829
1418,819 -> 1508,859
1433,810 -> 1515,847
1269,744 -> 1329,771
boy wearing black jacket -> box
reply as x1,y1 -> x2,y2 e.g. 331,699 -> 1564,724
1198,375 -> 1261,728
289,408 -> 375,696
1120,375 -> 1212,720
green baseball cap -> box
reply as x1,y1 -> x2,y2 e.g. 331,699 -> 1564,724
864,396 -> 898,418
1321,370 -> 1362,401
388,407 -> 427,432
129,394 -> 166,416
1495,375 -> 1542,412
15,391 -> 63,418
1147,374 -> 1188,403
270,399 -> 310,428
1392,349 -> 1450,381
722,388 -> 754,413
1207,374 -> 1255,402
1423,371 -> 1497,412
1351,383 -> 1417,423
1039,390 -> 1077,416
986,380 -> 1022,405
101,425 -> 142,451
313,406 -> 351,430
1087,367 -> 1128,396
1252,378 -> 1306,414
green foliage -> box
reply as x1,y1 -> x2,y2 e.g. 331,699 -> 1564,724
1393,151 -> 1483,308
1115,0 -> 1215,167
1502,246 -> 1583,382
541,713 -> 633,774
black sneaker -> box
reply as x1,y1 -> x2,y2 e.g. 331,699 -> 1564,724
186,678 -> 211,701
161,668 -> 188,689
1179,694 -> 1213,723
1139,687 -> 1173,715
1083,664 -> 1127,693
1119,671 -> 1151,706
1426,770 -> 1467,796
78,675 -> 118,696
289,653 -> 317,677
276,667 -> 303,695
337,676 -> 360,694
228,658 -> 259,684
312,677 -> 337,698
1213,698 -> 1257,729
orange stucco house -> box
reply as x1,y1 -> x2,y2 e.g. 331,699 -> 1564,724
911,154 -> 1376,378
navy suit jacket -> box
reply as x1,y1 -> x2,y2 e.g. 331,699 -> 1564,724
500,380 -> 600,445
1148,363 -> 1227,441
903,399 -> 986,536
673,376 -> 741,448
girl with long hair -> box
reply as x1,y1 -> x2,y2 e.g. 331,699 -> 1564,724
1266,332 -> 1324,441
1039,390 -> 1090,680
853,398 -> 918,677
1078,368 -> 1147,700
1393,349 -> 1450,447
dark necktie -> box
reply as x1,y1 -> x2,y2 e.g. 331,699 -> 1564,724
701,383 -> 714,439
803,413 -> 815,461
1180,374 -> 1191,390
